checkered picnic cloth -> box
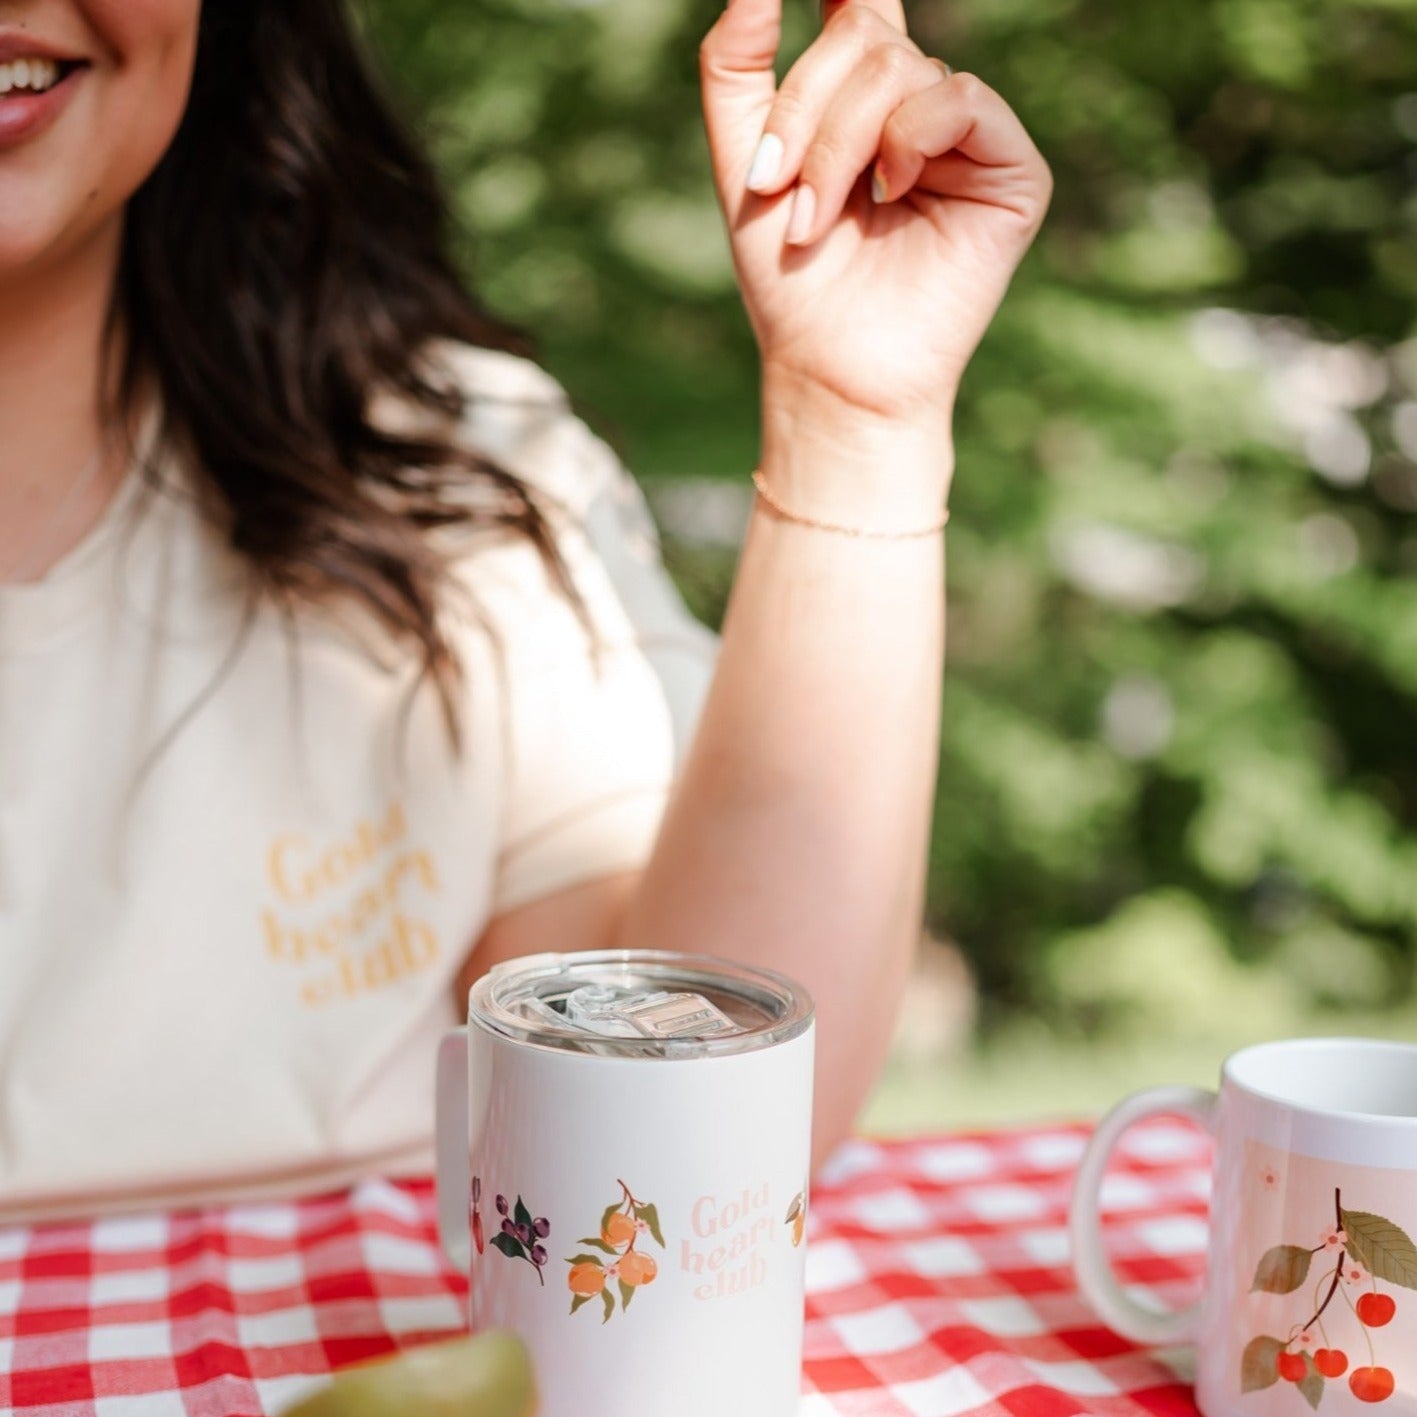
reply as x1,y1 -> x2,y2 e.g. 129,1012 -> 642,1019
0,1119 -> 1211,1417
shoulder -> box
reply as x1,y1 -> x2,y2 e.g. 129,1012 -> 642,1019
376,340 -> 714,690
389,341 -> 645,653
433,339 -> 568,408
409,338 -> 627,523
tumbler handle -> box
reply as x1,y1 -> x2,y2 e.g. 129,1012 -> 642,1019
435,1027 -> 471,1271
1069,1085 -> 1215,1346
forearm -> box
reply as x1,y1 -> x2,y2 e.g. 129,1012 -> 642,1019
614,380 -> 954,1168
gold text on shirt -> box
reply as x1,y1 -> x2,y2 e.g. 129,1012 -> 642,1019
259,801 -> 444,1006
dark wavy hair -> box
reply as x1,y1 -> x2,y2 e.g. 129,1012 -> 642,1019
108,0 -> 584,734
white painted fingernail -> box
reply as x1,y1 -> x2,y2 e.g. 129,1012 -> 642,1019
746,133 -> 783,192
785,182 -> 816,245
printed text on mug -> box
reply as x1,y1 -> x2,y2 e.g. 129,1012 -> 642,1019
680,1184 -> 774,1300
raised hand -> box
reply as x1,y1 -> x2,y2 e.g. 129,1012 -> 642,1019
700,0 -> 1052,428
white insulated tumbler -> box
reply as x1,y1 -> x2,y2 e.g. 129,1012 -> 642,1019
435,949 -> 815,1417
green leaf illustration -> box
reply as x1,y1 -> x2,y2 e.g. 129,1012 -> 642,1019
1298,1355 -> 1324,1412
1241,1335 -> 1284,1393
570,1292 -> 592,1316
490,1232 -> 525,1261
601,1287 -> 615,1324
576,1236 -> 618,1255
565,1253 -> 608,1267
1340,1209 -> 1417,1289
635,1202 -> 665,1249
601,1202 -> 620,1237
1251,1245 -> 1314,1294
619,1278 -> 634,1312
514,1196 -> 534,1231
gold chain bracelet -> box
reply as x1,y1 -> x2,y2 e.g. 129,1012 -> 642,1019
750,470 -> 950,539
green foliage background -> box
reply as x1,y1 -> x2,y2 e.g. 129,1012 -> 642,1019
360,0 -> 1417,1043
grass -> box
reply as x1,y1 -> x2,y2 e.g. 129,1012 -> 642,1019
860,1002 -> 1417,1136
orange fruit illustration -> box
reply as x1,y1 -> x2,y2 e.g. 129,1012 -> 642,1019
618,1251 -> 658,1287
785,1192 -> 806,1248
568,1262 -> 606,1296
602,1212 -> 637,1247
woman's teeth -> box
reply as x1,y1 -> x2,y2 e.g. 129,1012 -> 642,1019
0,59 -> 63,96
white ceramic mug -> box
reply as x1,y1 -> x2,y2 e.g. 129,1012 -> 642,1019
435,949 -> 815,1417
1070,1037 -> 1417,1416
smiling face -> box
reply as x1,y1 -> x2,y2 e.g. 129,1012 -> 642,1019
0,0 -> 200,284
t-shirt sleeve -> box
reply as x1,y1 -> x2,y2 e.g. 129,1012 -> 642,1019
434,344 -> 718,918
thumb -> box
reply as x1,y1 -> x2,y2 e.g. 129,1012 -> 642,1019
699,0 -> 784,225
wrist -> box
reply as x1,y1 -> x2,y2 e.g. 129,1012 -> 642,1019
759,370 -> 955,529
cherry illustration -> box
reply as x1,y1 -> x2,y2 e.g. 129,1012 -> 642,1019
1356,1293 -> 1396,1328
1349,1367 -> 1396,1403
1243,1186 -> 1412,1406
1314,1348 -> 1348,1378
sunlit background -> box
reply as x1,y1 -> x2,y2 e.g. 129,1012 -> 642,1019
363,0 -> 1417,1129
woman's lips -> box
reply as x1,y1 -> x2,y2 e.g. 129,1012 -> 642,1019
0,64 -> 86,149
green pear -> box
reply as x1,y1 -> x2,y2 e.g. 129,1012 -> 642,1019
282,1331 -> 536,1417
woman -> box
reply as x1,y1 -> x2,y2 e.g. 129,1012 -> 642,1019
0,0 -> 1049,1221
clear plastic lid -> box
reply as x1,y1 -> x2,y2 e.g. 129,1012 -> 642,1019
468,950 -> 814,1059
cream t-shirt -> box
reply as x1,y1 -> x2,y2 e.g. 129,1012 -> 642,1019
0,341 -> 717,1224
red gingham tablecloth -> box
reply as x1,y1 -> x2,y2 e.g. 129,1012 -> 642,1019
0,1119 -> 1211,1417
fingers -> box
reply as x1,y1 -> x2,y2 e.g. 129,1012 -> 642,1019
874,72 -> 1052,222
709,0 -> 912,226
699,0 -> 788,215
820,0 -> 907,36
771,41 -> 949,247
705,0 -> 1050,245
739,9 -> 913,199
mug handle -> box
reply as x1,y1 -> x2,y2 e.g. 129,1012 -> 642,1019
1068,1085 -> 1215,1347
435,1027 -> 471,1271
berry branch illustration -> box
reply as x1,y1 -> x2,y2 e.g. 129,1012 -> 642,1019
565,1179 -> 666,1323
1242,1187 -> 1414,1407
483,1187 -> 551,1286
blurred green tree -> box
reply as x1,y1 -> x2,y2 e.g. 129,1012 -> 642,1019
359,0 -> 1417,1030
